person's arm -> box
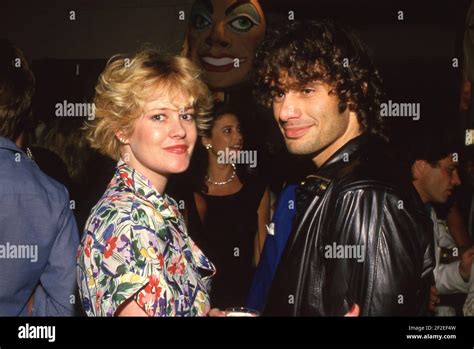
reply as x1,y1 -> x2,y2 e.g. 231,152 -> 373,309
254,188 -> 271,266
34,195 -> 80,316
115,298 -> 148,316
446,203 -> 472,251
435,246 -> 474,294
330,188 -> 435,316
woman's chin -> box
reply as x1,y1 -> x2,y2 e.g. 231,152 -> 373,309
165,161 -> 190,174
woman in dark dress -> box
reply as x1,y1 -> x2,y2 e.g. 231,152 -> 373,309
181,102 -> 271,309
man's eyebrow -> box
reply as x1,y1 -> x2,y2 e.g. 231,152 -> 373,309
225,0 -> 251,16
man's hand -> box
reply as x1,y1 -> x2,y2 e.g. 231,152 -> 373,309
344,304 -> 360,317
459,246 -> 474,281
429,285 -> 440,312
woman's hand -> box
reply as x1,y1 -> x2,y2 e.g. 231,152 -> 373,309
208,308 -> 226,317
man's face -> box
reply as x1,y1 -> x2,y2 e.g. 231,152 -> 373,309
416,155 -> 461,204
271,74 -> 361,166
187,0 -> 266,89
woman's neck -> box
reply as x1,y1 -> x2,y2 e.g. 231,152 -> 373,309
207,154 -> 234,182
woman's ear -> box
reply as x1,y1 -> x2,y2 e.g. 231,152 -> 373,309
201,136 -> 211,148
115,131 -> 129,145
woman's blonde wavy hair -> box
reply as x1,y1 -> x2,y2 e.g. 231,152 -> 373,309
86,49 -> 213,160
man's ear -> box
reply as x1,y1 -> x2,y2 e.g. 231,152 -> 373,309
412,160 -> 427,179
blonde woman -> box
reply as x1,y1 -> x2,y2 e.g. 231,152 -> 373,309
77,49 -> 216,316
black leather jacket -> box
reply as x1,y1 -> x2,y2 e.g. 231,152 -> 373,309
264,135 -> 435,316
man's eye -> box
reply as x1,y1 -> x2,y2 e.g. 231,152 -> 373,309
191,14 -> 212,31
223,128 -> 231,134
302,88 -> 315,95
181,114 -> 195,121
271,91 -> 285,102
152,114 -> 165,121
228,16 -> 255,33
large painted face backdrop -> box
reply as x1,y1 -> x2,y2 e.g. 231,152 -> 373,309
187,0 -> 266,90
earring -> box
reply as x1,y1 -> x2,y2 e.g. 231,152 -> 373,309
119,137 -> 127,144
205,144 -> 212,150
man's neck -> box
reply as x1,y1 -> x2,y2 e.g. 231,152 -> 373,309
312,129 -> 362,167
15,132 -> 24,149
412,181 -> 430,204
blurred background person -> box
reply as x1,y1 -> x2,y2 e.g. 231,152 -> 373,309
77,49 -> 216,316
0,38 -> 79,316
403,126 -> 474,316
170,102 -> 270,309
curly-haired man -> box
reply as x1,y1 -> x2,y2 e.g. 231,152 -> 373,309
253,19 -> 435,316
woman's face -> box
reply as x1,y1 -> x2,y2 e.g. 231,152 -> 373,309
187,0 -> 266,89
203,113 -> 243,153
124,87 -> 198,184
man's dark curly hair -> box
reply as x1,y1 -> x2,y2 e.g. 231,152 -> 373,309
253,19 -> 389,141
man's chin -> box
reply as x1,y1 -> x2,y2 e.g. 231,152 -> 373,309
285,143 -> 312,155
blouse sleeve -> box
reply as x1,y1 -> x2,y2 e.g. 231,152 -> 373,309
78,202 -> 168,316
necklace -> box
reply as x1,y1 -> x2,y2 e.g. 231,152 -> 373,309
206,163 -> 236,186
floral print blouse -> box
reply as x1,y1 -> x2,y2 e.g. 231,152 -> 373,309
77,161 -> 215,316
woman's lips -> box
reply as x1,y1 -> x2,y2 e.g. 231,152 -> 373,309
283,125 -> 313,139
200,56 -> 246,73
163,145 -> 188,154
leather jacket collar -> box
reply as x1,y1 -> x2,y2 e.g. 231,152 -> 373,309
296,134 -> 369,214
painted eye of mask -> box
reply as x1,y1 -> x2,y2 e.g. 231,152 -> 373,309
228,15 -> 258,33
191,13 -> 212,31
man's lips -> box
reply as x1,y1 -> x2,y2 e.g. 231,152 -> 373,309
282,125 -> 313,139
200,56 -> 246,72
163,145 -> 188,154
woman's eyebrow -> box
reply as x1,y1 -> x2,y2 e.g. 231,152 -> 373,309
225,1 -> 253,16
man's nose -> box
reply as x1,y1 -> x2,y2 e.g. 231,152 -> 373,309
276,93 -> 302,122
452,170 -> 461,186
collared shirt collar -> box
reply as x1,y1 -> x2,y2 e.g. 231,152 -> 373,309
295,135 -> 369,214
0,136 -> 25,154
115,160 -> 179,222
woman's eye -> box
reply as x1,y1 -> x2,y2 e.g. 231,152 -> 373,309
302,88 -> 315,95
152,114 -> 165,121
191,14 -> 212,31
181,113 -> 195,121
228,16 -> 255,33
223,128 -> 231,134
